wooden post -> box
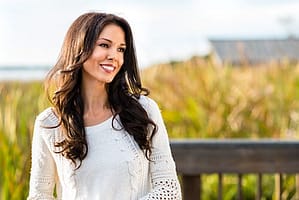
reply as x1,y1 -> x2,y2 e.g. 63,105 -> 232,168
256,173 -> 262,200
237,174 -> 243,200
182,175 -> 201,200
218,173 -> 223,200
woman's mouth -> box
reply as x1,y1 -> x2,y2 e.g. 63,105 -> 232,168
100,64 -> 115,73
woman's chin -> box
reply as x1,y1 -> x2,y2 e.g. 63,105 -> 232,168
105,76 -> 115,83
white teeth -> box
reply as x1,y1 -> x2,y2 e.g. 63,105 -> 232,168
101,65 -> 114,72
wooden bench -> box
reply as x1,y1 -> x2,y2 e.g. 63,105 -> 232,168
170,139 -> 299,200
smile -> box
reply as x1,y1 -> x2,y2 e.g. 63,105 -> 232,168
100,64 -> 116,73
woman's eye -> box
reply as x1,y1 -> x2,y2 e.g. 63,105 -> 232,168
99,43 -> 109,48
118,47 -> 126,52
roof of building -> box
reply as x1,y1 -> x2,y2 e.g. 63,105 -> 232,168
209,38 -> 299,65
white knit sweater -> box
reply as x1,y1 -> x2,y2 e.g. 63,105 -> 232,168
27,96 -> 181,200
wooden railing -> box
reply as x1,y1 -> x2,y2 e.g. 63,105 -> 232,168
170,139 -> 299,200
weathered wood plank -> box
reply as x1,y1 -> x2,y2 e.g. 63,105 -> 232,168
170,139 -> 299,174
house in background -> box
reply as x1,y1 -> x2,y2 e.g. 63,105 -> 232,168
209,38 -> 299,66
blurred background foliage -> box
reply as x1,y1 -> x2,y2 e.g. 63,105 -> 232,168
142,57 -> 299,140
1,57 -> 299,199
0,82 -> 49,199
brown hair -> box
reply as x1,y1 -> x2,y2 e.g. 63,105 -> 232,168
45,12 -> 156,168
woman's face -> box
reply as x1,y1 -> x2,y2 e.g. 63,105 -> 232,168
82,23 -> 126,85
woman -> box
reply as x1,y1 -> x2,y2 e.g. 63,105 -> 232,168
27,12 -> 181,199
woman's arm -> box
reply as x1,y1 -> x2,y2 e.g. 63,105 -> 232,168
140,97 -> 182,200
27,117 -> 58,200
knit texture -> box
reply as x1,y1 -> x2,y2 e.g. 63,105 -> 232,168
27,96 -> 181,200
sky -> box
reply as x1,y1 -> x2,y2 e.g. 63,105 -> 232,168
0,0 -> 299,68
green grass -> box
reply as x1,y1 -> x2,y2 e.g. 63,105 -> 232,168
0,81 -> 48,200
1,57 -> 299,199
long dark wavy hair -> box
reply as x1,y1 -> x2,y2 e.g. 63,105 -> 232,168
45,12 -> 157,168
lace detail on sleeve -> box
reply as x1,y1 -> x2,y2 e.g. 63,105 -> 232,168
140,152 -> 181,199
140,153 -> 181,199
145,179 -> 181,199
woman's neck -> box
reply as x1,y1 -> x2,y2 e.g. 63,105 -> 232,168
81,81 -> 112,126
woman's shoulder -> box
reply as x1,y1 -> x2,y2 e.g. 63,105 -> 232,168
36,107 -> 59,127
138,95 -> 160,115
138,95 -> 157,107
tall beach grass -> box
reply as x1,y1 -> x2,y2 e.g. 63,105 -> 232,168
142,58 -> 299,140
0,81 -> 48,199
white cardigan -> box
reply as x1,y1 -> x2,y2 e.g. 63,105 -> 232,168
27,96 -> 181,200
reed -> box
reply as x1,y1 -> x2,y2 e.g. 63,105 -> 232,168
142,58 -> 299,140
0,81 -> 48,200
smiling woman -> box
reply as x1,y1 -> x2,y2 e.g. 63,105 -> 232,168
27,12 -> 182,200
82,24 -> 126,86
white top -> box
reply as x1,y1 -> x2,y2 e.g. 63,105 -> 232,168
27,96 -> 181,200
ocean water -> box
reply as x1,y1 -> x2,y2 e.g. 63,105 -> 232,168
0,67 -> 50,81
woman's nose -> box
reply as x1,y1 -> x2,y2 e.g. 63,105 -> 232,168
107,48 -> 118,60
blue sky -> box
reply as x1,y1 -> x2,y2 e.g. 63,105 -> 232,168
0,0 -> 298,68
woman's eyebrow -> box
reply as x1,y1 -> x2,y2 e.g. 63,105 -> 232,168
98,38 -> 126,46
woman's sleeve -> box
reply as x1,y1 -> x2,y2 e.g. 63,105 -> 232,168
27,117 -> 58,200
140,98 -> 182,200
